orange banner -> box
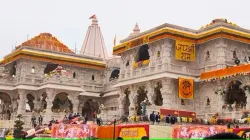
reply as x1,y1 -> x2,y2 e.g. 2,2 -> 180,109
200,64 -> 250,80
178,78 -> 194,99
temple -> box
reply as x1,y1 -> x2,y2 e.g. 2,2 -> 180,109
0,15 -> 120,127
1,17 -> 250,128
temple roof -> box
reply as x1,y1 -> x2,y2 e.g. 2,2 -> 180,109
80,15 -> 109,60
16,33 -> 74,54
113,19 -> 250,55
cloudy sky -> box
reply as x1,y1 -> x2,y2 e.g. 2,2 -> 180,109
0,0 -> 250,58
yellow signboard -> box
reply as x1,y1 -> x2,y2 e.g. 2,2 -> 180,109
175,40 -> 195,61
119,127 -> 147,139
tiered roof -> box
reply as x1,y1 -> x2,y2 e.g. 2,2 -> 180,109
16,33 -> 73,54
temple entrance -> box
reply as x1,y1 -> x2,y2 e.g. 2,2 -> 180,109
136,86 -> 148,115
154,82 -> 163,106
0,92 -> 12,120
225,80 -> 247,110
52,93 -> 73,113
82,99 -> 99,120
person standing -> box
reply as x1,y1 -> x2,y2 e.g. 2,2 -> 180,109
155,112 -> 161,125
149,111 -> 155,125
96,113 -> 101,126
166,114 -> 170,125
38,115 -> 43,125
31,116 -> 36,128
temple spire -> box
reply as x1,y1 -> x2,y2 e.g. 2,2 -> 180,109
80,15 -> 108,60
129,23 -> 140,37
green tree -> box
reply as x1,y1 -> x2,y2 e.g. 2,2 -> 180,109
13,114 -> 25,139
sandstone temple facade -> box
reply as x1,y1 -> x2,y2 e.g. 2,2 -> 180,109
1,18 -> 250,126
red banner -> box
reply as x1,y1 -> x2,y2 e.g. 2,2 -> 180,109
51,124 -> 97,138
172,125 -> 226,139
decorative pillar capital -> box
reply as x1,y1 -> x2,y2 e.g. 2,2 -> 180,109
162,79 -> 172,85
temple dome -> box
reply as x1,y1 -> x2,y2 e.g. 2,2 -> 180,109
16,33 -> 74,53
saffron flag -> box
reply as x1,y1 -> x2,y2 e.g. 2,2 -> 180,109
178,77 -> 194,99
89,15 -> 96,19
114,35 -> 116,46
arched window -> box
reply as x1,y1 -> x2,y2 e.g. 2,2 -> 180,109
135,45 -> 150,62
92,75 -> 95,80
109,69 -> 120,81
126,60 -> 129,66
73,72 -> 76,78
31,67 -> 35,73
157,51 -> 160,58
44,64 -> 58,74
10,63 -> 16,77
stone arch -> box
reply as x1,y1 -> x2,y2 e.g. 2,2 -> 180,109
82,99 -> 99,120
135,45 -> 150,62
109,69 -> 120,81
52,92 -> 73,113
44,63 -> 58,74
225,80 -> 246,109
0,92 -> 12,120
26,93 -> 35,112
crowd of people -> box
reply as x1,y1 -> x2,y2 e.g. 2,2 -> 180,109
149,111 -> 177,125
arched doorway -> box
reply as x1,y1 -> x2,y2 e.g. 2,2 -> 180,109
82,99 -> 99,120
225,80 -> 246,110
26,94 -> 35,112
0,92 -> 12,120
52,93 -> 73,113
154,82 -> 163,106
136,86 -> 148,115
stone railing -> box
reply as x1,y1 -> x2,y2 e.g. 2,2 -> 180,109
0,76 -> 16,85
119,62 -> 200,81
42,76 -> 80,86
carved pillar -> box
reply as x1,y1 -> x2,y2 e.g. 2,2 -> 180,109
161,79 -> 172,108
162,43 -> 172,70
118,87 -> 125,117
17,89 -> 26,115
45,89 -> 55,114
216,81 -> 226,113
72,95 -> 80,113
130,54 -> 135,78
129,85 -> 137,116
148,48 -> 153,67
216,39 -> 227,69
146,82 -> 154,105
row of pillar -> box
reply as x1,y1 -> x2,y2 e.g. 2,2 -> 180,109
16,89 -> 80,117
118,79 -> 173,117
